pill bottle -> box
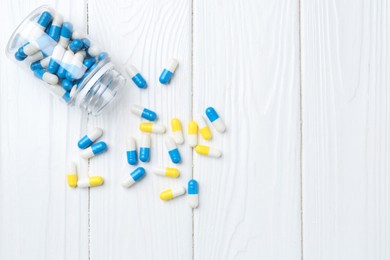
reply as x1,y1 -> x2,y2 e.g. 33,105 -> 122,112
5,5 -> 126,116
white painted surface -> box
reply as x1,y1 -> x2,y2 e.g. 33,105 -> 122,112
0,0 -> 389,260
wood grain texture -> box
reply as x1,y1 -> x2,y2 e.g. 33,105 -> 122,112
193,0 -> 302,259
87,0 -> 193,259
301,0 -> 390,259
0,1 -> 88,260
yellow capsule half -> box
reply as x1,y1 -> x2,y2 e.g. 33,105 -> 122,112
89,176 -> 104,187
200,126 -> 212,140
139,122 -> 153,133
171,118 -> 182,132
165,167 -> 180,178
188,121 -> 198,135
195,145 -> 210,155
67,174 -> 78,188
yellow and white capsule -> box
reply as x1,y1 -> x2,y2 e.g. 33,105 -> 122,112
197,116 -> 212,140
188,121 -> 198,147
67,162 -> 78,188
195,145 -> 222,158
160,187 -> 186,201
77,176 -> 104,188
153,167 -> 180,178
139,123 -> 166,134
171,118 -> 184,144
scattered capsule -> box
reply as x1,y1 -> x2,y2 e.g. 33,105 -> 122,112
165,137 -> 181,164
139,123 -> 166,134
197,115 -> 212,140
57,50 -> 74,79
121,167 -> 146,188
33,69 -> 58,85
153,167 -> 180,178
195,145 -> 221,158
170,118 -> 184,144
205,107 -> 226,133
48,13 -> 63,41
131,105 -> 157,121
126,137 -> 138,165
159,58 -> 178,84
59,22 -> 73,48
69,39 -> 84,52
188,121 -> 198,147
125,64 -> 147,88
30,56 -> 50,70
160,187 -> 186,201
78,176 -> 104,188
139,134 -> 151,162
78,127 -> 103,149
67,162 -> 78,188
188,179 -> 199,208
81,141 -> 107,159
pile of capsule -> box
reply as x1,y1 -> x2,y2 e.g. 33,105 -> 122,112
67,128 -> 108,188
66,58 -> 226,209
13,9 -> 107,102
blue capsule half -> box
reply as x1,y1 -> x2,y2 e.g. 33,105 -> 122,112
62,79 -> 73,91
168,148 -> 181,164
37,11 -> 53,29
127,150 -> 138,165
159,69 -> 173,85
205,107 -> 220,122
132,73 -> 147,89
130,167 -> 146,182
139,147 -> 150,162
60,22 -> 73,39
69,39 -> 83,52
30,60 -> 44,70
98,52 -> 108,61
83,58 -> 96,69
78,136 -> 93,149
48,24 -> 61,41
91,142 -> 107,155
188,179 -> 199,194
142,108 -> 157,121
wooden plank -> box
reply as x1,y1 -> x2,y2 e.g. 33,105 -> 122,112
0,1 -> 88,260
193,0 -> 302,259
301,0 -> 390,258
87,0 -> 193,259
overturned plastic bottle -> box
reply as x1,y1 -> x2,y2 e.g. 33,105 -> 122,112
5,5 -> 126,116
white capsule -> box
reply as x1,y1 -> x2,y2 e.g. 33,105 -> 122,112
27,51 -> 45,62
71,31 -> 84,40
87,45 -> 101,57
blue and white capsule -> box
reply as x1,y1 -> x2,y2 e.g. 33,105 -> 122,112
81,141 -> 107,159
126,137 -> 138,165
125,64 -> 147,89
66,51 -> 86,80
48,13 -> 63,41
30,56 -> 50,70
131,105 -> 157,121
47,44 -> 66,73
165,136 -> 181,164
188,179 -> 199,208
139,134 -> 151,162
78,127 -> 103,149
205,107 -> 226,133
159,58 -> 178,84
33,69 -> 58,85
57,50 -> 74,79
59,22 -> 73,48
121,167 -> 146,188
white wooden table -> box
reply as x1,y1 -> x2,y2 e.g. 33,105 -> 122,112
1,0 -> 389,259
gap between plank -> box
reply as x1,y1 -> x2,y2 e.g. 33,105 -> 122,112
191,0 -> 195,259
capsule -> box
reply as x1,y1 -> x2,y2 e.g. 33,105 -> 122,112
171,118 -> 184,144
81,141 -> 107,159
188,121 -> 198,147
57,50 -> 74,79
61,79 -> 73,91
33,69 -> 58,85
126,137 -> 138,165
48,13 -> 63,41
66,51 -> 86,80
153,167 -> 180,178
30,56 -> 50,70
78,127 -> 103,149
78,176 -> 104,188
188,179 -> 199,208
160,187 -> 186,201
87,45 -> 101,57
67,162 -> 78,188
47,44 -> 66,73
139,134 -> 151,162
59,22 -> 73,48
125,64 -> 147,88
83,57 -> 96,69
69,39 -> 84,52
27,51 -> 46,63
131,105 -> 157,121
159,58 -> 178,84
195,145 -> 221,158
197,116 -> 212,140
205,107 -> 226,133
98,52 -> 108,61
139,123 -> 166,134
121,167 -> 146,188
165,137 -> 181,164
71,31 -> 84,40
